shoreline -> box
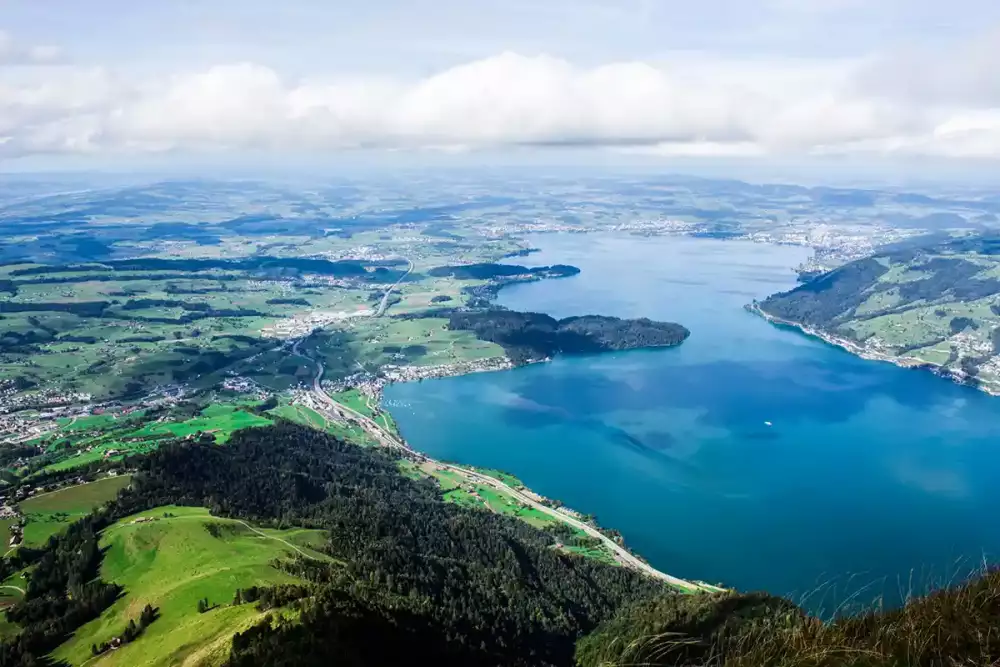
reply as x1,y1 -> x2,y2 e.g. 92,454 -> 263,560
310,363 -> 721,593
333,277 -> 720,589
746,302 -> 1000,397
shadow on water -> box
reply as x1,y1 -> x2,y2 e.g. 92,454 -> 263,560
386,233 -> 1000,614
502,353 -> 965,436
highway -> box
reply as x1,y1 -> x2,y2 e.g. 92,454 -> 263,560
306,357 -> 720,593
375,258 -> 414,317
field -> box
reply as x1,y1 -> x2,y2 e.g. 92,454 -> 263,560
0,518 -> 14,552
51,505 -> 332,667
128,404 -> 273,444
472,467 -> 525,488
562,544 -> 618,565
268,402 -> 331,431
760,241 -> 1000,388
410,461 -> 620,563
268,399 -> 378,447
19,475 -> 132,547
416,462 -> 562,528
474,485 -> 563,529
0,569 -> 27,632
0,199 -> 524,407
12,401 -> 275,478
57,413 -> 119,433
330,389 -> 374,417
329,389 -> 399,435
305,315 -> 505,384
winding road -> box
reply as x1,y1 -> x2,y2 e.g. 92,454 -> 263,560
306,357 -> 720,593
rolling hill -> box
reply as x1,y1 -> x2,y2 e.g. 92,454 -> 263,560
756,236 -> 1000,392
51,506 -> 329,667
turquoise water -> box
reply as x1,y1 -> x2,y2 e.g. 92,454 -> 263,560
384,234 -> 1000,611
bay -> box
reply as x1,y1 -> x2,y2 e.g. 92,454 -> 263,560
384,233 -> 1000,611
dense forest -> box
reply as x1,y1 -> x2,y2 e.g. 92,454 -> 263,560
448,310 -> 690,364
427,263 -> 580,280
1,423 -> 666,666
8,256 -> 408,279
757,257 -> 891,329
4,424 -> 1000,665
759,239 -> 1000,332
0,516 -> 122,666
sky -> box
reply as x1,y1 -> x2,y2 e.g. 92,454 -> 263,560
1,0 -> 999,174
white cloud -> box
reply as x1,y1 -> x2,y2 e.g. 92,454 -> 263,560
0,31 -> 61,66
853,27 -> 1000,108
1,32 -> 1000,161
616,142 -> 766,158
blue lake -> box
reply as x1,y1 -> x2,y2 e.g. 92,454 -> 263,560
384,233 -> 1000,611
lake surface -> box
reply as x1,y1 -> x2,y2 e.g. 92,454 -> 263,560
384,233 -> 1000,612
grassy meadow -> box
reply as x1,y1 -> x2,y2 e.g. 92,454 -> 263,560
19,475 -> 132,547
51,505 -> 330,667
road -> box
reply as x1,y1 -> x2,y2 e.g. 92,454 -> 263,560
375,258 -> 414,317
307,359 -> 719,593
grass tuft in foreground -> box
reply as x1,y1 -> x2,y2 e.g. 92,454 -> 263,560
577,567 -> 1000,667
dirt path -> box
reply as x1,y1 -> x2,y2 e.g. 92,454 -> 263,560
233,520 -> 320,561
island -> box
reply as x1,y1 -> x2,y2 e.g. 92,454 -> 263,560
448,310 -> 690,364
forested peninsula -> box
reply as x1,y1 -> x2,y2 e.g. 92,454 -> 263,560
428,262 -> 580,280
448,310 -> 690,364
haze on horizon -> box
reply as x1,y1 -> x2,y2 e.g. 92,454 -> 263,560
1,0 -> 999,180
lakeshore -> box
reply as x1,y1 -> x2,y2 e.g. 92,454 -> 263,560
746,301 -> 1000,397
384,233 -> 1000,611
303,353 -> 720,593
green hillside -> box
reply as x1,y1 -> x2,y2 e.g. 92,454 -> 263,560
758,236 -> 1000,391
18,475 -> 132,547
1,422 -> 1000,666
51,506 -> 329,667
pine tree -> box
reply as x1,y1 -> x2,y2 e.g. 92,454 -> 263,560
140,603 -> 156,627
124,618 -> 138,642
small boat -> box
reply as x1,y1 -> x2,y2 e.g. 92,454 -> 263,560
764,421 -> 773,427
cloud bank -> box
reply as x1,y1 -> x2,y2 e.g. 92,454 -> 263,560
0,31 -> 61,66
1,28 -> 999,161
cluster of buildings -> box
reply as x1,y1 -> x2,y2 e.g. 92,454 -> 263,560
0,383 -> 93,418
0,384 -> 188,447
326,357 -> 513,402
609,218 -> 697,234
321,244 -> 421,262
261,307 -> 375,339
476,217 -> 587,238
746,222 -> 925,269
221,376 -> 268,396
